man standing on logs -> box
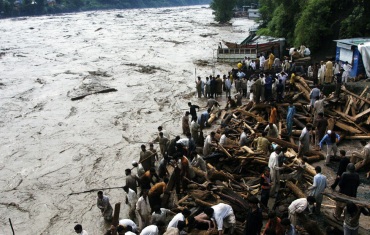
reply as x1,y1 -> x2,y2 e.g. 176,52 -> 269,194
268,146 -> 284,198
286,102 -> 296,137
334,163 -> 360,221
313,112 -> 327,150
298,123 -> 312,158
308,166 -> 327,215
260,167 -> 272,207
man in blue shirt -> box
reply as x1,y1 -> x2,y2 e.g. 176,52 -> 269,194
308,166 -> 327,214
319,130 -> 340,165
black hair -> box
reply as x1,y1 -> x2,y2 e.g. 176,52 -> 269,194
204,207 -> 214,217
307,196 -> 316,204
74,224 -> 82,231
281,218 -> 291,226
97,191 -> 103,195
182,208 -> 191,217
340,150 -> 346,156
315,166 -> 322,173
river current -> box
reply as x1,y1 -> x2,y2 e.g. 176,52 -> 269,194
0,6 -> 253,234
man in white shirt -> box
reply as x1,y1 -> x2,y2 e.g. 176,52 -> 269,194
219,132 -> 228,146
268,147 -> 284,197
74,224 -> 88,235
140,224 -> 159,235
204,203 -> 236,235
259,54 -> 266,70
225,77 -> 232,98
119,219 -> 138,232
250,60 -> 256,70
288,196 -> 316,226
246,77 -> 254,100
239,128 -> 249,146
342,61 -> 351,83
167,209 -> 191,229
136,191 -> 151,230
191,152 -> 207,172
123,186 -> 138,220
264,123 -> 279,138
203,131 -> 217,157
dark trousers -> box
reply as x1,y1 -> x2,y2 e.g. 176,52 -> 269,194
191,114 -> 197,122
261,189 -> 270,207
331,177 -> 340,189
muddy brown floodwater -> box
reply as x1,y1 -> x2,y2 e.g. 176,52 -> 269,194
0,6 -> 254,234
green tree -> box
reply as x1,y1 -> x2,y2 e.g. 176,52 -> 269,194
210,0 -> 236,23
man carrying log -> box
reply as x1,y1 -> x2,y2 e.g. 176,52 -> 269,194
351,140 -> 370,171
298,123 -> 312,158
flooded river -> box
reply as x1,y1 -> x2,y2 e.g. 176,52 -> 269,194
0,6 -> 254,234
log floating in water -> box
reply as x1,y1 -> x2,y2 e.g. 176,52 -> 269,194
71,88 -> 118,101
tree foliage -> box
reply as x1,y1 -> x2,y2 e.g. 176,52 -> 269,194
258,0 -> 370,51
0,0 -> 211,17
210,0 -> 236,23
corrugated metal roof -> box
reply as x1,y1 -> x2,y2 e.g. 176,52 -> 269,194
334,38 -> 370,46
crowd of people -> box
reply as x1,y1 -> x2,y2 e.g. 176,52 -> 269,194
73,52 -> 368,235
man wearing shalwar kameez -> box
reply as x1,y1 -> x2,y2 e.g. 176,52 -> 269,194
286,103 -> 296,136
97,191 -> 113,221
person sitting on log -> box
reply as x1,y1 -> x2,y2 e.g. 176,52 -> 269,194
204,203 -> 236,235
253,132 -> 270,156
268,146 -> 284,198
288,196 -> 316,226
264,122 -> 279,139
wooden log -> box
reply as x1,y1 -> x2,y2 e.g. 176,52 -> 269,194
286,181 -> 305,198
243,122 -> 255,135
71,88 -> 118,101
208,113 -> 217,124
327,118 -> 335,131
218,144 -> 233,158
341,86 -> 370,106
178,195 -> 190,204
334,121 -> 362,134
265,137 -> 325,159
322,191 -> 370,209
353,107 -> 370,120
295,76 -> 311,92
194,198 -> 215,207
293,118 -> 305,129
344,136 -> 370,140
294,83 -> 310,101
162,167 -> 179,207
112,203 -> 121,227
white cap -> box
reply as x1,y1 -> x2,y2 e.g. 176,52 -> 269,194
327,130 -> 332,134
132,160 -> 138,165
